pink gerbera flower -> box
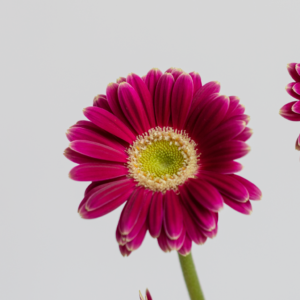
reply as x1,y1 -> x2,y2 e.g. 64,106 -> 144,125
65,67 -> 261,256
279,63 -> 300,151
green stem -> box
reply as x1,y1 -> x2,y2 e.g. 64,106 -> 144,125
178,252 -> 205,300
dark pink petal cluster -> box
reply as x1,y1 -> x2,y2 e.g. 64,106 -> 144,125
279,63 -> 300,152
65,67 -> 262,256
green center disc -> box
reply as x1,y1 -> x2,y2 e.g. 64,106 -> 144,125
138,140 -> 184,178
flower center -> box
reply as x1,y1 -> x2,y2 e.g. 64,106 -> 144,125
127,127 -> 199,192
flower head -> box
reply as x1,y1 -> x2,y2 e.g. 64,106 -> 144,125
65,67 -> 261,256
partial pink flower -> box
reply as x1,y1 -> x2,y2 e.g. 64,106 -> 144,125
139,289 -> 152,300
65,67 -> 262,257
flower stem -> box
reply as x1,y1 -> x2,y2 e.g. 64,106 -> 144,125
178,252 -> 205,300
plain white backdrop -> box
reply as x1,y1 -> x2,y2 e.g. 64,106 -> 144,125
1,0 -> 300,299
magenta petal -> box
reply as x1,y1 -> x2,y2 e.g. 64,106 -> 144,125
127,73 -> 156,128
118,82 -> 151,134
179,185 -> 216,231
287,63 -> 300,82
292,100 -> 300,114
200,171 -> 249,202
116,77 -> 126,84
157,227 -> 171,253
167,228 -> 186,250
189,81 -> 221,113
126,191 -> 152,242
145,289 -> 152,300
296,64 -> 300,77
223,96 -> 240,120
171,73 -> 194,130
79,189 -> 133,219
234,127 -> 253,142
148,192 -> 164,238
145,68 -> 163,100
93,94 -> 113,113
296,135 -> 300,151
228,114 -> 250,125
223,196 -> 252,215
189,72 -> 202,95
69,140 -> 127,163
286,82 -> 300,100
69,163 -> 128,181
293,82 -> 300,96
83,107 -> 136,144
230,174 -> 262,200
200,119 -> 246,149
192,95 -> 229,138
201,161 -> 243,174
185,178 -> 224,212
178,234 -> 192,256
118,187 -> 146,235
182,205 -> 207,245
185,93 -> 219,134
85,178 -> 136,211
64,148 -> 103,164
201,140 -> 251,163
154,73 -> 174,127
279,101 -> 300,121
116,227 -> 126,246
164,190 -> 183,240
166,67 -> 184,80
119,245 -> 131,257
126,223 -> 147,251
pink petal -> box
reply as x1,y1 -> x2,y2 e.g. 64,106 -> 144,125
201,140 -> 251,163
127,73 -> 156,128
296,64 -> 300,77
85,178 -> 136,211
223,96 -> 240,120
179,185 -> 217,231
118,82 -> 151,134
292,100 -> 300,114
199,171 -> 249,202
79,189 -> 134,219
148,192 -> 164,238
201,161 -> 243,174
199,119 -> 246,149
145,68 -> 163,100
227,114 -> 250,125
287,63 -> 300,82
118,187 -> 146,235
178,234 -> 192,256
230,174 -> 262,200
167,227 -> 186,250
223,195 -> 252,215
185,93 -> 219,134
192,95 -> 229,139
116,227 -> 126,246
184,178 -> 224,212
64,147 -> 103,164
182,205 -> 207,245
279,101 -> 300,121
157,227 -> 171,253
116,77 -> 126,84
67,126 -> 125,152
296,135 -> 300,151
146,289 -> 153,300
189,81 -> 221,114
293,82 -> 300,96
93,94 -> 113,113
126,223 -> 147,251
83,106 -> 136,144
171,73 -> 194,130
166,67 -> 184,80
69,140 -> 127,163
154,73 -> 174,127
189,72 -> 202,95
125,191 -> 152,242
69,163 -> 128,181
233,127 -> 253,142
286,82 -> 300,100
164,190 -> 183,240
119,245 -> 131,257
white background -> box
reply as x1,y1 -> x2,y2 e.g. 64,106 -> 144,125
1,0 -> 300,299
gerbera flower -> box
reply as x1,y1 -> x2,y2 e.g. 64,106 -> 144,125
279,63 -> 300,153
139,289 -> 152,300
65,67 -> 261,256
